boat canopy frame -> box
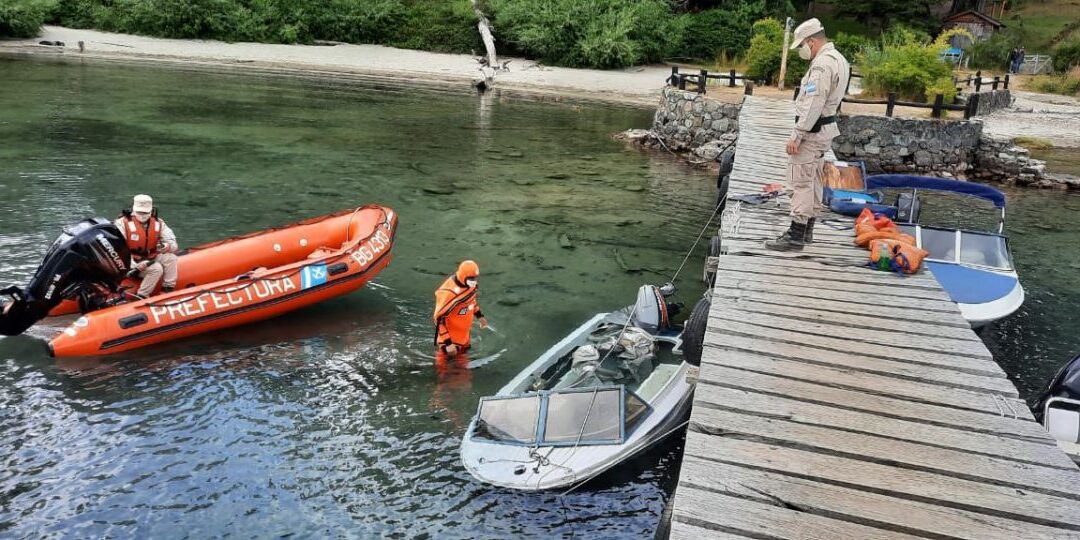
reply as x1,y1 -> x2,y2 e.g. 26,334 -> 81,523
866,174 -> 1007,233
470,385 -> 653,448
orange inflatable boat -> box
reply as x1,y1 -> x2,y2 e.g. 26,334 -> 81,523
45,205 -> 397,357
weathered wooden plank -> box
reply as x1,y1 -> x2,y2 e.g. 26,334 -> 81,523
703,330 -> 1009,389
670,484 -> 920,540
690,405 -> 1080,498
678,455 -> 1077,540
722,238 -> 871,258
717,255 -> 942,289
705,317 -> 1001,378
693,382 -> 1077,470
668,519 -> 750,540
730,224 -> 852,240
704,347 -> 1018,411
708,309 -> 992,360
713,278 -> 962,314
716,266 -> 956,302
695,362 -> 1044,439
722,239 -> 869,263
710,285 -> 972,329
711,296 -> 981,342
682,435 -> 1080,530
701,346 -> 1023,417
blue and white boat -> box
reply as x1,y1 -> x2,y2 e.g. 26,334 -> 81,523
865,175 -> 1024,328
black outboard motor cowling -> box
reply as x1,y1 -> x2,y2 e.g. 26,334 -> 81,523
1032,354 -> 1080,424
0,218 -> 131,336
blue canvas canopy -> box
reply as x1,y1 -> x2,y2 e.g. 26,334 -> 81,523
865,175 -> 1006,209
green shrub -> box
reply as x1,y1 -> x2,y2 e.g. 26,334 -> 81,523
670,2 -> 777,61
389,1 -> 479,53
1053,40 -> 1080,72
0,0 -> 57,38
858,31 -> 957,102
744,17 -> 806,85
967,30 -> 1022,70
832,32 -> 872,60
489,0 -> 679,68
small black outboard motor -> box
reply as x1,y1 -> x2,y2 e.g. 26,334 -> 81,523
0,218 -> 131,336
1032,354 -> 1080,425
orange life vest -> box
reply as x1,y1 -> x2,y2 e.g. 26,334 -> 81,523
433,275 -> 481,349
119,215 -> 162,262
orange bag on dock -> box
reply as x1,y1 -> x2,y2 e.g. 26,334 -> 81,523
855,229 -> 916,248
868,239 -> 929,274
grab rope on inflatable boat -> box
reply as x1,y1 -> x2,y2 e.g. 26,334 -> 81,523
141,207 -> 392,309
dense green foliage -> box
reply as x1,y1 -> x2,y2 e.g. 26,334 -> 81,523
0,0 -> 57,38
668,0 -> 791,61
744,18 -> 806,85
488,0 -> 678,68
1053,40 -> 1080,72
834,0 -> 936,33
967,29 -> 1022,70
858,26 -> 959,102
50,0 -> 480,52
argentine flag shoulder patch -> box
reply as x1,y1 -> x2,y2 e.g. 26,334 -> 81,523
804,81 -> 818,95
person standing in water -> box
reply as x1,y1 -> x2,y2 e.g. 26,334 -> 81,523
433,260 -> 487,357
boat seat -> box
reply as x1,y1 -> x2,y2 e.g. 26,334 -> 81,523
635,363 -> 679,403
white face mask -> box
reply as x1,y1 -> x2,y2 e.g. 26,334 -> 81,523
134,212 -> 151,223
465,278 -> 477,288
798,41 -> 813,60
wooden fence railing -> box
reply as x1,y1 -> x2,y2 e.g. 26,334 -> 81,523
668,66 -> 749,92
667,66 -> 1000,119
953,71 -> 1011,92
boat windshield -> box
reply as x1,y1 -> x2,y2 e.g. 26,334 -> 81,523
543,389 -> 622,444
474,395 -> 541,444
898,224 -> 1012,270
472,386 -> 650,446
959,232 -> 1011,269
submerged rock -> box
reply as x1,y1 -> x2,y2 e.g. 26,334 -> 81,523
497,295 -> 524,306
422,186 -> 455,195
558,233 -> 574,249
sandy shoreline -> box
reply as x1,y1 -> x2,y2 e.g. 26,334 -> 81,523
1,26 -> 673,108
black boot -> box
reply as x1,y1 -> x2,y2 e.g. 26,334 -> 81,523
764,221 -> 807,251
162,284 -> 175,293
804,218 -> 815,244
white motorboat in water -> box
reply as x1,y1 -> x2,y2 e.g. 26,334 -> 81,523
866,175 -> 1024,327
460,284 -> 706,491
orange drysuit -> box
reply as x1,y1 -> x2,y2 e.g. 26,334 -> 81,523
433,261 -> 482,352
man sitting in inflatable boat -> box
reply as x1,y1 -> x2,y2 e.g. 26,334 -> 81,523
116,194 -> 179,299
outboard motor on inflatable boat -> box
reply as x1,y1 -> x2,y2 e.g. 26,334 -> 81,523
0,218 -> 131,336
1032,355 -> 1080,446
631,283 -> 677,334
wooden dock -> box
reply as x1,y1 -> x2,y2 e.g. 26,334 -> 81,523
667,96 -> 1080,539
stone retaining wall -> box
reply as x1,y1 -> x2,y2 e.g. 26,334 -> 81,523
831,115 -> 982,176
651,88 -> 739,151
968,89 -> 1012,117
640,88 -> 1071,188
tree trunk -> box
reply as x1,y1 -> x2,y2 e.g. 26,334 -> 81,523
472,0 -> 498,74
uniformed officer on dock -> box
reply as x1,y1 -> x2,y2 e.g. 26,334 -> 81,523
765,18 -> 850,251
